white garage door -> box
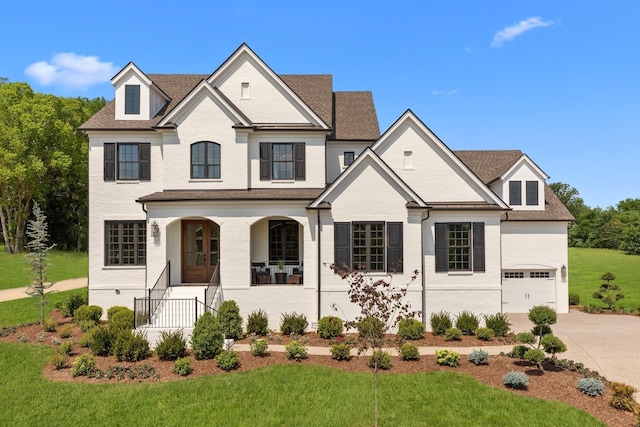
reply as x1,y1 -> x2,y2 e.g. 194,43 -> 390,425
502,270 -> 556,313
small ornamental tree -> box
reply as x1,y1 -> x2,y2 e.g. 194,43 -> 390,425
513,306 -> 566,371
331,265 -> 420,427
593,272 -> 624,309
24,202 -> 56,327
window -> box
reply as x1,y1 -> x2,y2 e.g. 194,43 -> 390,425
334,222 -> 402,273
509,181 -> 521,205
104,143 -> 150,181
125,85 -> 140,114
105,221 -> 146,266
530,271 -> 550,278
435,222 -> 485,272
526,181 -> 538,205
260,142 -> 305,180
269,220 -> 299,264
504,271 -> 524,279
191,142 -> 221,179
344,151 -> 355,166
241,82 -> 250,99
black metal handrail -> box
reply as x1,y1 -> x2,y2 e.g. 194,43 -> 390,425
205,262 -> 220,310
134,297 -> 215,329
148,261 -> 170,320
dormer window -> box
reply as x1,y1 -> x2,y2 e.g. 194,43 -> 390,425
125,85 -> 140,114
526,181 -> 538,205
509,181 -> 521,205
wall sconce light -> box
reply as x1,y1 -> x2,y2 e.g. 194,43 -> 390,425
561,265 -> 567,279
151,221 -> 159,237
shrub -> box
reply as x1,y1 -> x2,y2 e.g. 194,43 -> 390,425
435,349 -> 460,367
57,341 -> 74,355
524,348 -> 546,367
50,352 -> 68,370
78,320 -> 98,332
250,339 -> 268,357
430,311 -> 452,336
594,272 -> 624,310
444,327 -> 462,341
528,305 -> 557,337
107,306 -> 130,322
215,349 -> 240,371
455,311 -> 480,335
399,343 -> 420,361
317,316 -> 344,339
74,305 -> 103,325
511,345 -> 529,359
357,317 -> 384,340
468,349 -> 489,365
577,378 -> 604,396
368,350 -> 392,370
173,357 -> 192,376
57,293 -> 88,317
280,312 -> 308,335
503,371 -> 529,389
531,324 -> 552,337
475,327 -> 494,341
88,326 -> 113,356
216,300 -> 243,340
191,312 -> 224,360
330,343 -> 351,361
155,330 -> 187,361
112,330 -> 151,362
59,324 -> 73,338
610,382 -> 637,411
483,313 -> 510,337
71,354 -> 96,377
43,319 -> 57,332
285,340 -> 308,361
540,334 -> 567,357
517,332 -> 536,345
568,292 -> 580,306
246,309 -> 269,336
109,308 -> 134,333
398,318 -> 424,340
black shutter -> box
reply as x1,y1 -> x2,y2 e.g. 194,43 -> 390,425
387,222 -> 403,273
473,222 -> 485,272
104,143 -> 115,181
435,223 -> 448,272
334,222 -> 351,273
260,143 -> 271,180
526,181 -> 538,205
139,143 -> 150,181
294,143 -> 305,180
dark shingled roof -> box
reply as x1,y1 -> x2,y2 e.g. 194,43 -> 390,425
280,75 -> 333,128
137,188 -> 325,203
334,91 -> 380,140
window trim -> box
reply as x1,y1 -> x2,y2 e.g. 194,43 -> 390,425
190,141 -> 221,180
105,221 -> 146,266
509,180 -> 522,205
124,85 -> 140,115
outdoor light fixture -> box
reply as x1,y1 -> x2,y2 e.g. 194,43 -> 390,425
151,221 -> 159,237
561,265 -> 567,279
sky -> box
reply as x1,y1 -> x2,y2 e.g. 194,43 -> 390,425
2,0 -> 639,209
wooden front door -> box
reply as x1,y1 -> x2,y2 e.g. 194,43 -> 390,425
182,220 -> 219,283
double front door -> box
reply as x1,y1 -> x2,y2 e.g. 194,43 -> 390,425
182,220 -> 219,283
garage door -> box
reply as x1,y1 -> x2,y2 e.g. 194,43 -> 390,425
502,270 -> 556,313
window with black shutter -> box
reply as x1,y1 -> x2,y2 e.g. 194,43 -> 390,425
435,222 -> 485,272
333,221 -> 402,273
103,143 -> 151,181
259,142 -> 305,181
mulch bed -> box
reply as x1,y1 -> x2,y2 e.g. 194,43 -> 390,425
0,311 -> 635,427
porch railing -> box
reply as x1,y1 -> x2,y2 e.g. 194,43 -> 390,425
251,262 -> 303,285
134,297 -> 212,329
205,261 -> 222,311
147,261 -> 170,322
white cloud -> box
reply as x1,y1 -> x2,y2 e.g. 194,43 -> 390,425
431,89 -> 458,96
491,17 -> 554,48
25,53 -> 118,89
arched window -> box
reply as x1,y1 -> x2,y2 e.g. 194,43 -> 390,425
191,142 -> 221,179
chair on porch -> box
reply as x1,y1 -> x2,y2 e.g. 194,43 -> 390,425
251,262 -> 271,285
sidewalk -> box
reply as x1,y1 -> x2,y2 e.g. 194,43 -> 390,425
0,277 -> 88,303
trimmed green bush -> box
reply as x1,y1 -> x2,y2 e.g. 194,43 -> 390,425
399,343 -> 420,361
74,305 -> 103,325
56,341 -> 74,355
285,340 -> 308,361
246,309 -> 269,336
368,350 -> 392,370
503,371 -> 529,389
531,324 -> 552,337
610,382 -> 637,411
58,324 -> 73,338
78,320 -> 97,333
430,311 -> 452,336
483,313 -> 510,337
71,354 -> 96,377
524,348 -> 545,367
280,312 -> 308,335
398,318 -> 423,340
511,345 -> 528,359
191,312 -> 224,360
540,334 -> 567,357
43,319 -> 57,332
517,332 -> 536,345
455,311 -> 479,335
330,343 -> 351,361
57,293 -> 88,317
475,327 -> 494,341
529,305 -> 557,337
250,339 -> 268,357
444,327 -> 462,341
435,349 -> 460,367
109,308 -> 134,333
88,326 -> 113,356
112,330 -> 151,362
357,317 -> 384,340
155,330 -> 187,361
173,357 -> 192,376
317,316 -> 344,339
216,300 -> 243,340
215,349 -> 240,371
577,378 -> 604,396
568,292 -> 580,306
107,306 -> 130,322
468,349 -> 489,365
50,352 -> 68,370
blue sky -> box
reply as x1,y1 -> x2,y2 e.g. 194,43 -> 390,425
2,1 -> 639,209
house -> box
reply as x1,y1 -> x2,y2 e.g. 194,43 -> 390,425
79,44 -> 573,336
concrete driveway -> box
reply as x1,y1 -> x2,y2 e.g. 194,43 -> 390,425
508,311 -> 640,392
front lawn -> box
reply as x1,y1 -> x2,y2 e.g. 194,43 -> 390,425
0,342 -> 603,427
0,288 -> 87,327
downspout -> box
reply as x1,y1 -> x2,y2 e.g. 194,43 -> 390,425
317,209 -> 322,322
421,210 -> 430,326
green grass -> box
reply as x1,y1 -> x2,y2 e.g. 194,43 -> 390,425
0,245 -> 87,290
0,288 -> 87,327
569,248 -> 640,311
0,342 -> 603,427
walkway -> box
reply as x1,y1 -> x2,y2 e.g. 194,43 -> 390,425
0,277 -> 87,302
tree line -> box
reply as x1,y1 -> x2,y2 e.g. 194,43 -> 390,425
0,79 -> 106,253
550,182 -> 640,255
